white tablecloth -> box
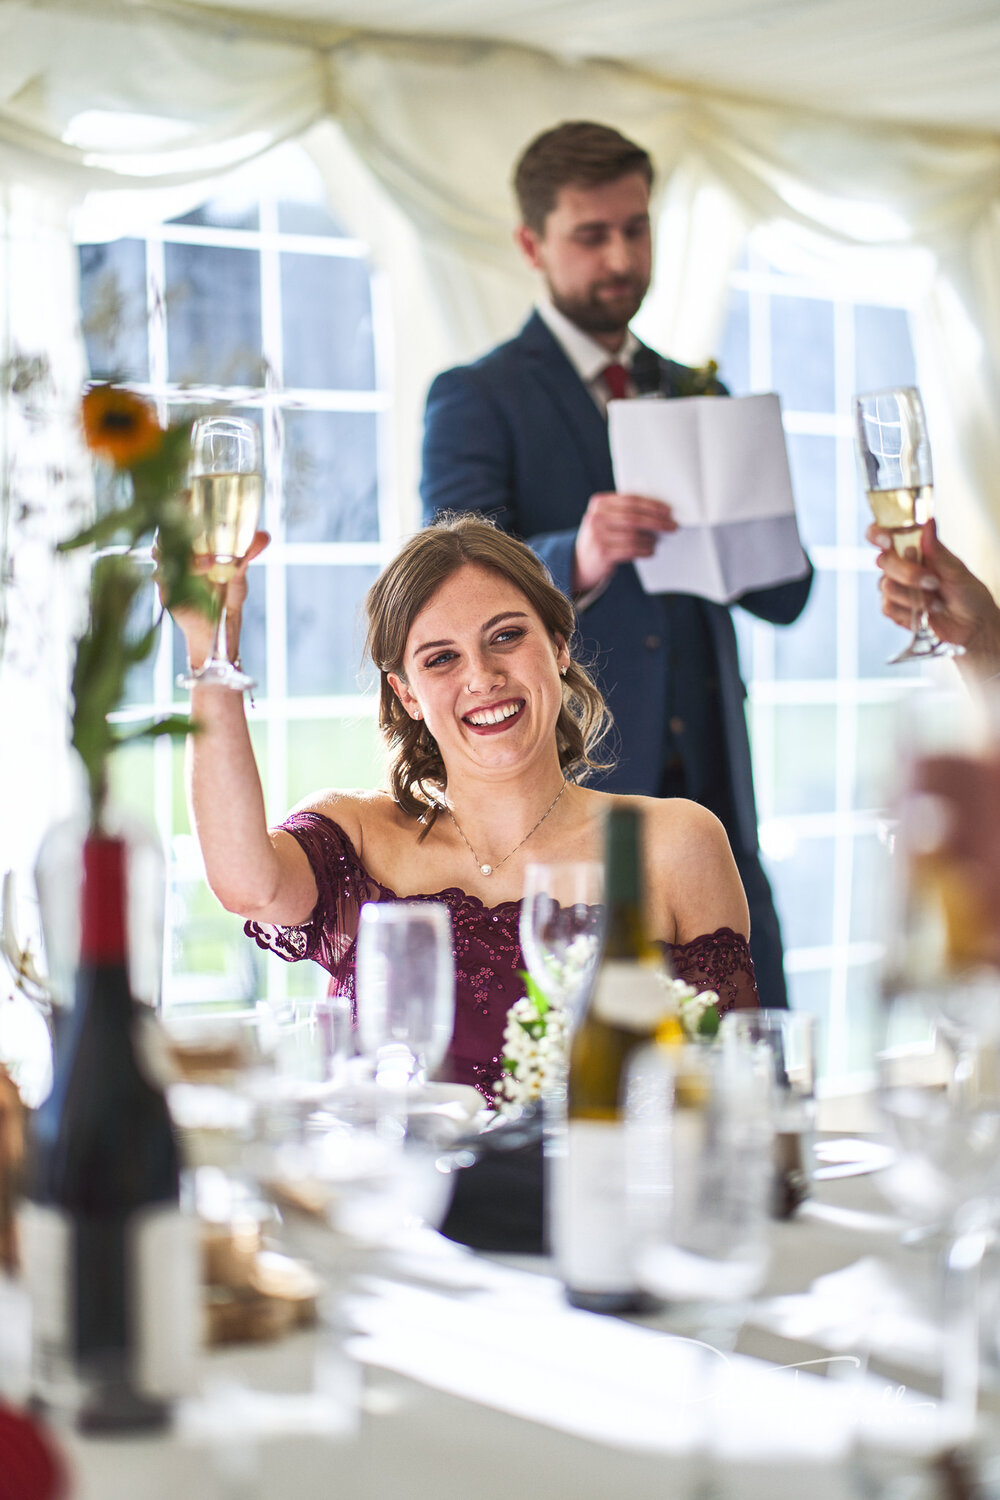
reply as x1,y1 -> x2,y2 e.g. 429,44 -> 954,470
35,1149 -> 1000,1499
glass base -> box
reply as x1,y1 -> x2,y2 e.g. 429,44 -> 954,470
177,660 -> 256,692
888,630 -> 965,665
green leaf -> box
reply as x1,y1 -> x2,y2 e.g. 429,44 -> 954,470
112,714 -> 196,748
517,969 -> 550,1015
697,1004 -> 720,1038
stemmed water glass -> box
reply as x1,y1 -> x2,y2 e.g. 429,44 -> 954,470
853,386 -> 959,664
355,901 -> 455,1085
177,414 -> 263,691
519,861 -> 604,1027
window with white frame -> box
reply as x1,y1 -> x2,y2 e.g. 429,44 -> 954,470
76,144 -> 397,1012
717,231 -> 926,1085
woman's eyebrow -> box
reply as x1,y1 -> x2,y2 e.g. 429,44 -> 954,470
413,611 -> 530,658
481,611 -> 529,631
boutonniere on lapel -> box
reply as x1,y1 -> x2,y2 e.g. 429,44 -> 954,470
673,360 -> 722,398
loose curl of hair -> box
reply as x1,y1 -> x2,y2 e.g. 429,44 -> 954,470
364,514 -> 614,827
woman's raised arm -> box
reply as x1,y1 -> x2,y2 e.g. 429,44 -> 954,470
166,531 -> 318,926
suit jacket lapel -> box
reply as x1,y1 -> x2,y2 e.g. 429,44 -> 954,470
517,313 -> 615,492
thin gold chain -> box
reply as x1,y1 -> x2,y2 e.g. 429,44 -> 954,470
448,781 -> 568,877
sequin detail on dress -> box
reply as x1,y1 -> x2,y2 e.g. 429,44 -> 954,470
245,811 -> 759,1102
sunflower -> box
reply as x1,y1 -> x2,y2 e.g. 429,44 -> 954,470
81,384 -> 163,468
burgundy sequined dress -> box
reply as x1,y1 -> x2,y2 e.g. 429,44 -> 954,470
246,811 -> 759,1103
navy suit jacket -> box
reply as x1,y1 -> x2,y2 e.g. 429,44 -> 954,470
420,312 -> 813,856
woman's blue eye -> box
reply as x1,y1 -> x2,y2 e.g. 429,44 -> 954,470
494,628 -> 524,645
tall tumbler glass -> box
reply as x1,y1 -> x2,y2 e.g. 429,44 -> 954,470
356,902 -> 455,1084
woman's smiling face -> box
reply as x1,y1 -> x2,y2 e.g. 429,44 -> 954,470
388,563 -> 569,776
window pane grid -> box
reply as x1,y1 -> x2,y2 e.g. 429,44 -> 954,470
728,229 -> 922,1082
80,145 -> 393,1011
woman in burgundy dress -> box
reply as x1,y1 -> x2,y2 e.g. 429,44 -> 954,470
171,515 -> 758,1103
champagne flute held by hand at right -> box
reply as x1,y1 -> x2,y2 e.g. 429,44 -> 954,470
853,386 -> 962,665
178,415 -> 262,692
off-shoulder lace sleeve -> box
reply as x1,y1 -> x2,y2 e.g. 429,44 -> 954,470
244,812 -> 380,988
662,927 -> 759,1016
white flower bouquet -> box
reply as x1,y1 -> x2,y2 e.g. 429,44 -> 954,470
495,976 -> 569,1111
495,969 -> 720,1112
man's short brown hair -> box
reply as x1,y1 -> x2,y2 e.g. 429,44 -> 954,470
513,121 -> 653,233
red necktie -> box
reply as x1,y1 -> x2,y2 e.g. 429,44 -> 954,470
601,361 -> 630,402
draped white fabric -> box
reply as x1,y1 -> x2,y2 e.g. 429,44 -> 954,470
0,180 -> 91,879
2,4 -> 1000,884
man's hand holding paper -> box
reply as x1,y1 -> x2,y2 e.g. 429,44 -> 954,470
572,492 -> 678,593
608,392 -> 809,604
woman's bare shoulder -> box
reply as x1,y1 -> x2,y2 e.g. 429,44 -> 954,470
601,792 -> 727,853
602,793 -> 747,943
277,788 -> 404,856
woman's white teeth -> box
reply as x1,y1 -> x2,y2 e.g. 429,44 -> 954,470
467,702 -> 521,726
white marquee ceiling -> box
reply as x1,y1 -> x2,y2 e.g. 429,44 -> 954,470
133,0 -> 1000,136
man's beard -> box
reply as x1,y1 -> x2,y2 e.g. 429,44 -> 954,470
549,277 -> 648,337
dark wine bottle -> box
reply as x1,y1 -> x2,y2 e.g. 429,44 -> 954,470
555,805 -> 668,1313
22,836 -> 196,1433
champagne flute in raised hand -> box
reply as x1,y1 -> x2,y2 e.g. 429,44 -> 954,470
853,386 -> 960,664
178,415 -> 262,691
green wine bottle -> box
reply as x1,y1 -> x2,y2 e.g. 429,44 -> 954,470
555,804 -> 670,1312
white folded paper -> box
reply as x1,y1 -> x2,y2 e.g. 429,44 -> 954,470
609,392 -> 809,604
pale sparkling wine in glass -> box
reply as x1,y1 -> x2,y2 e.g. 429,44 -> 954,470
188,471 -> 263,583
865,482 -> 935,558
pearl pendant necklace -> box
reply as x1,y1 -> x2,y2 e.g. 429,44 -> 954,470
448,782 -> 568,877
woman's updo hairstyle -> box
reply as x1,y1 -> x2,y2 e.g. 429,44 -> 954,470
364,513 -> 613,823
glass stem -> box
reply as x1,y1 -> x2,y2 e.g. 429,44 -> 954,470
942,1220 -> 987,1439
210,588 -> 231,666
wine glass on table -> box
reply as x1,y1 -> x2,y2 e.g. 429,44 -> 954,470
356,902 -> 455,1087
853,386 -> 960,664
177,415 -> 262,691
519,861 -> 604,1028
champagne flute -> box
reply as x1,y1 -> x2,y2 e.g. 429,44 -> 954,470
853,386 -> 960,664
178,415 -> 262,691
519,861 -> 604,1027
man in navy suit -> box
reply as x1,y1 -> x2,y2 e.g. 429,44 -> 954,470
420,121 -> 813,1007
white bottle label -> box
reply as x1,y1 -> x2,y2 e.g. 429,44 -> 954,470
19,1203 -> 73,1396
20,1202 -> 199,1400
133,1205 -> 199,1398
554,1119 -> 637,1295
590,959 -> 668,1033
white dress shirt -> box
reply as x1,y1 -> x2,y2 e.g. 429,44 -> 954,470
535,298 -> 641,414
